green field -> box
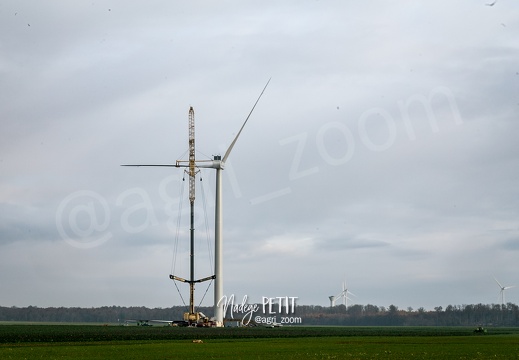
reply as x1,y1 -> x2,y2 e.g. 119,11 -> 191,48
1,325 -> 518,359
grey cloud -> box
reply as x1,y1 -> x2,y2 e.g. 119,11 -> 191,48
1,0 -> 518,309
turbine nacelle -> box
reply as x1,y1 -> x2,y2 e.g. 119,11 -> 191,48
174,158 -> 225,170
198,158 -> 225,170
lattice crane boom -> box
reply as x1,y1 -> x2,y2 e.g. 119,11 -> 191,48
188,106 -> 196,203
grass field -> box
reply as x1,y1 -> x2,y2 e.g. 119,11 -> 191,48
1,325 -> 518,359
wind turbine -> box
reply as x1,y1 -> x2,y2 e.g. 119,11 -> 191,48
122,79 -> 270,326
495,277 -> 515,307
329,281 -> 355,307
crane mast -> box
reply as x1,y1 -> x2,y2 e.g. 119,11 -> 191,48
169,106 -> 215,326
188,106 -> 196,317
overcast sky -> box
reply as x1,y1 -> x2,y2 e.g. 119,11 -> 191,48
1,1 -> 518,313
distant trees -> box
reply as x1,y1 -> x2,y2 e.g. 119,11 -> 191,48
295,302 -> 519,326
0,306 -> 211,324
1,303 -> 519,326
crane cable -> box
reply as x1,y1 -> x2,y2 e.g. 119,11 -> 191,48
173,278 -> 187,308
198,278 -> 214,308
198,174 -> 214,307
170,168 -> 215,308
199,174 -> 214,271
170,173 -> 187,307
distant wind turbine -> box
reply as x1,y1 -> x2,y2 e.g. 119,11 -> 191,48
495,277 -> 515,306
329,281 -> 355,307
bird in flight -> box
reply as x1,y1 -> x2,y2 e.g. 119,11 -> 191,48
486,0 -> 497,6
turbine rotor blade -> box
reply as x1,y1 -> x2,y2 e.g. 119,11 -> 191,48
494,277 -> 504,289
222,78 -> 271,163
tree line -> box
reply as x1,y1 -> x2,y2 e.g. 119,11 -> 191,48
296,303 -> 519,326
1,303 -> 518,326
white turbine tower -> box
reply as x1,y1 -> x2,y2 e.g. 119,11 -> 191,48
200,79 -> 270,325
495,277 -> 515,307
123,79 -> 270,326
